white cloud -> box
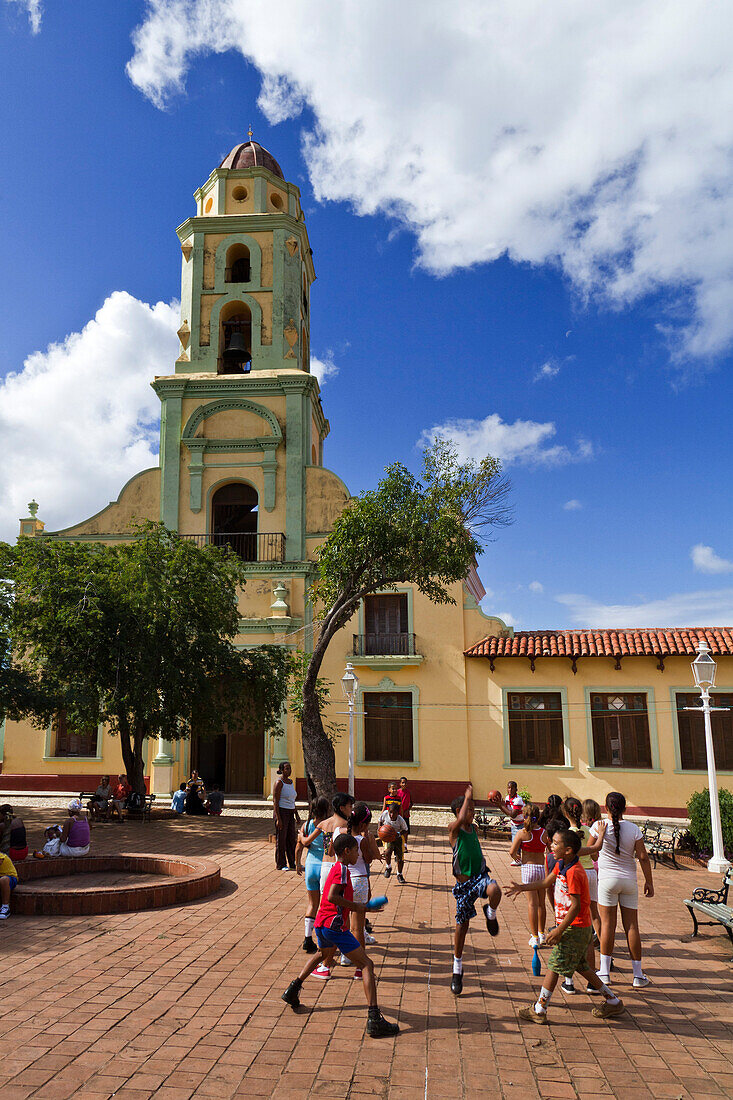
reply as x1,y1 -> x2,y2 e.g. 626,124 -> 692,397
127,1 -> 733,363
690,543 -> 733,574
0,292 -> 179,542
556,588 -> 733,628
311,351 -> 338,385
418,414 -> 593,467
529,581 -> 544,594
563,499 -> 583,511
5,0 -> 41,33
534,360 -> 561,382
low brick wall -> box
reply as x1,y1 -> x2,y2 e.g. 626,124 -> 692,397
12,854 -> 220,916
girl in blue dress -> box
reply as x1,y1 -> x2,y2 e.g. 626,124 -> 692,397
296,796 -> 330,954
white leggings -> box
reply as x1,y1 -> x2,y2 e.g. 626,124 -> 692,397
598,871 -> 638,909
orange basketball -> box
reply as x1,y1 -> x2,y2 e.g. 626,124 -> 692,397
487,789 -> 502,804
378,822 -> 398,842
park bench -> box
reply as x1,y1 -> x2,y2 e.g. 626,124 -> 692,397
642,819 -> 681,868
475,808 -> 511,839
78,790 -> 155,822
684,868 -> 733,952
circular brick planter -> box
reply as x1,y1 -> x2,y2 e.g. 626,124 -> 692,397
12,854 -> 221,916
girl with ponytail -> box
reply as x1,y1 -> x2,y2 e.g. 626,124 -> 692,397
295,796 -> 330,954
331,801 -> 380,976
584,791 -> 654,989
301,792 -> 354,980
508,802 -> 548,947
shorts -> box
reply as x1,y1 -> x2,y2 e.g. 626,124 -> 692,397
351,874 -> 369,904
385,837 -> 404,860
598,872 -> 638,909
585,867 -> 598,903
9,846 -> 28,863
521,862 -> 545,885
315,925 -> 360,955
4,876 -> 18,892
304,855 -> 322,892
548,925 -> 593,977
320,861 -> 335,892
452,868 -> 496,925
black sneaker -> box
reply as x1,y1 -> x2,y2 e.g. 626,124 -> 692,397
281,980 -> 301,1009
396,873 -> 406,884
365,918 -> 374,934
366,1012 -> 400,1038
302,936 -> 317,954
451,972 -> 463,995
383,866 -> 391,878
562,979 -> 577,994
483,904 -> 499,936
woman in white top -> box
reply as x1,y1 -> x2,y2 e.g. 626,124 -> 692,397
334,801 -> 380,978
585,791 -> 654,989
273,762 -> 299,871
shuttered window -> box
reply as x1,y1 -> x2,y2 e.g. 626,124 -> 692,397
590,693 -> 652,769
52,711 -> 98,757
364,692 -> 413,762
676,693 -> 733,771
508,693 -> 565,766
363,595 -> 409,655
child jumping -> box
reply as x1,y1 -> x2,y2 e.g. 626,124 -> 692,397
379,799 -> 408,883
449,783 -> 501,994
506,828 -> 625,1023
281,832 -> 399,1039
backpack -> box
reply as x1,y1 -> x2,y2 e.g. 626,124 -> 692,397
127,791 -> 144,810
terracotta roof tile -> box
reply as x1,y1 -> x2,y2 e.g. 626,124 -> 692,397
465,627 -> 733,660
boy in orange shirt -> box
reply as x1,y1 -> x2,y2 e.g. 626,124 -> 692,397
506,829 -> 624,1023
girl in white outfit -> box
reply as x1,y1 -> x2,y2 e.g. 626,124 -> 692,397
333,801 -> 380,978
585,791 -> 654,989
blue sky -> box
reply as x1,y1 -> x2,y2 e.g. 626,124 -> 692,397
2,0 -> 733,630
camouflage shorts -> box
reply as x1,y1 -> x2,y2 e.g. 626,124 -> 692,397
548,925 -> 593,977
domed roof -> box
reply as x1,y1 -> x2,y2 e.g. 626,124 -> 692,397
219,139 -> 284,179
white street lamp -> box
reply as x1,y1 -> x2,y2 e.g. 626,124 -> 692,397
691,641 -> 731,875
341,662 -> 359,798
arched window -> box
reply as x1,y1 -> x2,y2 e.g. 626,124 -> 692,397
219,301 -> 252,374
211,483 -> 258,560
225,243 -> 251,284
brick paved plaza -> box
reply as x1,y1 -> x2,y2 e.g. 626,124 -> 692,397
1,809 -> 732,1100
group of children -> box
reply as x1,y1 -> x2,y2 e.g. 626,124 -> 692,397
282,776 -> 655,1036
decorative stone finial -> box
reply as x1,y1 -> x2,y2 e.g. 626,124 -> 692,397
28,500 -> 38,518
270,582 -> 289,618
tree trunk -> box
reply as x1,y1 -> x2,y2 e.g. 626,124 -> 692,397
300,601 -> 356,798
116,715 -> 147,795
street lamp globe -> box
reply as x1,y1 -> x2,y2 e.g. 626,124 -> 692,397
692,641 -> 717,689
341,662 -> 359,704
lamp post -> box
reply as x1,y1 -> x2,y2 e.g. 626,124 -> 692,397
691,641 -> 731,875
341,662 -> 359,798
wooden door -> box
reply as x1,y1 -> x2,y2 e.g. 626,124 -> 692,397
227,718 -> 265,794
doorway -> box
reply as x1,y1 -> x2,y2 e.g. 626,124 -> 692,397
193,720 -> 265,796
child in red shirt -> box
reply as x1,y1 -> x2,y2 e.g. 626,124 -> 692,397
506,829 -> 625,1024
282,832 -> 399,1039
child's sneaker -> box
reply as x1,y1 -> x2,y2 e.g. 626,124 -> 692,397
396,873 -> 406,884
483,904 -> 499,936
562,979 -> 577,994
591,999 -> 625,1019
339,953 -> 352,966
538,932 -> 546,946
450,972 -> 463,995
311,964 -> 330,980
586,984 -> 601,995
364,932 -> 377,945
383,866 -> 391,878
0,905 -> 9,920
528,935 -> 540,948
632,974 -> 651,989
518,1005 -> 548,1025
281,979 -> 301,1008
353,968 -> 363,979
366,1011 -> 399,1038
596,969 -> 611,984
365,918 -> 374,933
302,936 -> 317,953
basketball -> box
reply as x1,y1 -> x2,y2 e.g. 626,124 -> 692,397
487,789 -> 502,804
378,822 -> 398,842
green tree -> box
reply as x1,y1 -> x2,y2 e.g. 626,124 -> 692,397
0,523 -> 290,794
300,439 -> 512,796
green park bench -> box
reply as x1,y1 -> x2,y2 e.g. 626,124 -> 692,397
642,819 -> 682,868
684,868 -> 733,953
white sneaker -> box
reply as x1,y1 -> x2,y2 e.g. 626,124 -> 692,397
528,935 -> 540,948
596,971 -> 611,984
339,953 -> 352,966
0,905 -> 9,920
538,933 -> 546,946
364,932 -> 377,945
632,974 -> 651,988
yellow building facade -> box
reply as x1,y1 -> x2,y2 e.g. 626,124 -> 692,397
2,140 -> 732,814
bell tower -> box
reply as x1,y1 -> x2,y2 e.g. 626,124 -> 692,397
152,136 -> 329,565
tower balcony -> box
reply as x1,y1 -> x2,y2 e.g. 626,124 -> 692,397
179,532 -> 285,562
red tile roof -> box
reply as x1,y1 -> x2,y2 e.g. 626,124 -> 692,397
465,627 -> 733,664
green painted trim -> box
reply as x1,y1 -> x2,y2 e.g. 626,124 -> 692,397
0,717 -> 5,764
500,686 -> 571,768
674,769 -> 733,775
353,588 -> 422,669
152,374 -> 319,399
583,685 -> 661,771
44,468 -> 160,536
44,721 -> 104,762
213,232 -> 264,288
356,677 -> 420,767
285,390 -> 307,561
350,656 -> 424,671
502,765 -> 575,772
237,617 -> 304,635
588,767 -> 664,774
159,395 -> 182,529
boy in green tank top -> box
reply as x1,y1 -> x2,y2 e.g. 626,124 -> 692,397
448,783 -> 502,994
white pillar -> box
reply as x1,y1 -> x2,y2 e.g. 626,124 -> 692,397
152,737 -> 174,797
701,688 -> 731,874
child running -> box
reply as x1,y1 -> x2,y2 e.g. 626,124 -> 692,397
506,829 -> 624,1023
449,783 -> 501,994
379,799 -> 408,883
282,832 -> 399,1039
508,802 -> 546,948
295,795 -> 330,954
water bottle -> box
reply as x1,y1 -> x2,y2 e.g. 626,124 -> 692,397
532,945 -> 541,976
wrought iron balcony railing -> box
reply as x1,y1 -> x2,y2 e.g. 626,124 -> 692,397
353,633 -> 417,657
180,532 -> 285,562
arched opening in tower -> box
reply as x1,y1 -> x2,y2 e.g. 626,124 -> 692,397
225,243 -> 251,284
211,482 -> 258,560
219,301 -> 252,374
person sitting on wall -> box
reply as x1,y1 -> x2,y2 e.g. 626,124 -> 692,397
110,775 -> 132,821
88,776 -> 113,821
171,783 -> 187,814
206,784 -> 225,816
0,806 -> 28,862
184,771 -> 207,815
43,801 -> 92,858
